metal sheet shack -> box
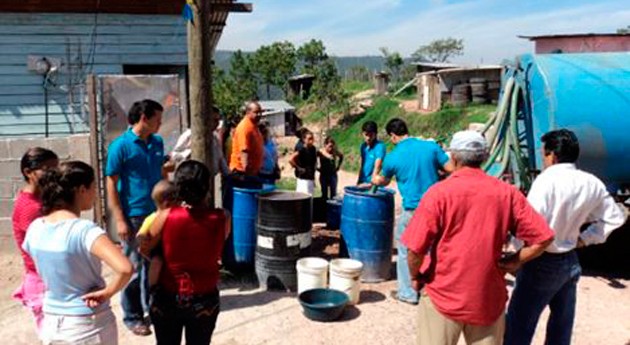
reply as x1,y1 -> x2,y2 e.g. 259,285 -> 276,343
415,64 -> 503,112
258,100 -> 300,137
0,0 -> 249,137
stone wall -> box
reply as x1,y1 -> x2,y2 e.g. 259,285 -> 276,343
0,134 -> 93,253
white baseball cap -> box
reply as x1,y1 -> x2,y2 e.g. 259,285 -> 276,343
449,130 -> 488,153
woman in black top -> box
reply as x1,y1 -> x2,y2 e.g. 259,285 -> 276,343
289,130 -> 317,195
318,137 -> 344,200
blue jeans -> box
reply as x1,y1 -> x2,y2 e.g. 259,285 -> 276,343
319,173 -> 338,201
505,251 -> 581,345
395,209 -> 418,303
121,215 -> 151,328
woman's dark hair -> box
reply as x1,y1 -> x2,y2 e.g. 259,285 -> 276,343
324,136 -> 335,145
362,121 -> 378,134
127,99 -> 164,125
385,118 -> 409,136
39,161 -> 95,215
295,127 -> 310,140
301,129 -> 314,140
174,160 -> 210,207
20,147 -> 58,182
541,129 -> 580,163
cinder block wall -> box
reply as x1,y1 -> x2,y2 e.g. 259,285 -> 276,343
0,135 -> 93,253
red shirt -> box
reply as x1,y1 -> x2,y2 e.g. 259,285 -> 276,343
401,168 -> 553,325
159,206 -> 226,294
12,191 -> 42,274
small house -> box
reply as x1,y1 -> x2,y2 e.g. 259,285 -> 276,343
258,100 -> 300,137
519,33 -> 630,54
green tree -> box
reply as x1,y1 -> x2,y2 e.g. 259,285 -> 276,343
617,25 -> 630,34
213,50 -> 258,120
379,47 -> 404,82
252,41 -> 297,99
412,37 -> 464,62
311,59 -> 349,130
348,65 -> 370,82
297,39 -> 328,74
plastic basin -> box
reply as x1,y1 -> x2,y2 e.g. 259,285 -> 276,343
298,288 -> 349,322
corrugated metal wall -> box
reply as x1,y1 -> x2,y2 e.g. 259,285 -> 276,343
0,13 -> 187,137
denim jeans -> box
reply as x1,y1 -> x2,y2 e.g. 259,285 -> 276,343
319,173 -> 338,201
121,215 -> 150,328
505,251 -> 581,345
395,209 -> 418,303
150,289 -> 220,345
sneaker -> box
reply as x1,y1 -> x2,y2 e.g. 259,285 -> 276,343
129,323 -> 152,336
390,290 -> 418,305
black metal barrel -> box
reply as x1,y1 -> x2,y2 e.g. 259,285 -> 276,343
255,191 -> 313,291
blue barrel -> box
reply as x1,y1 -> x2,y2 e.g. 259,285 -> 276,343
223,185 -> 274,270
326,198 -> 342,230
340,186 -> 395,282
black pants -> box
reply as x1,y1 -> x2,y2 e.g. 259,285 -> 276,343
150,289 -> 220,345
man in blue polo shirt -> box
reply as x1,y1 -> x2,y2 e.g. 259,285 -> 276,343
106,99 -> 165,336
372,118 -> 452,305
357,121 -> 387,186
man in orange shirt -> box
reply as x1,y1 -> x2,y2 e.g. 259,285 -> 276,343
229,101 -> 264,176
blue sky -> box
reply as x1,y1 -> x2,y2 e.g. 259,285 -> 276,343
217,0 -> 630,63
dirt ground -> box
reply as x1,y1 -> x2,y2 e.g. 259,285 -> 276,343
2,155 -> 630,344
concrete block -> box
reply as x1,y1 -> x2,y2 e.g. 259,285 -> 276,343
0,217 -> 12,237
0,140 -> 9,160
0,180 -> 18,199
7,138 -> 47,160
0,198 -> 14,218
46,137 -> 70,160
0,159 -> 21,180
68,134 -> 92,163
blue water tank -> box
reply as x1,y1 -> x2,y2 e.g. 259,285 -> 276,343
340,186 -> 395,282
520,52 -> 630,187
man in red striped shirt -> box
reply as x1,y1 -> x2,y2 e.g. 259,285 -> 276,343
401,131 -> 554,345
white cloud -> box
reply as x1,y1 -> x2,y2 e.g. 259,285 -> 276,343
217,0 -> 630,63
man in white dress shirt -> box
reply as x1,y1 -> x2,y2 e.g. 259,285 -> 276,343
504,129 -> 628,345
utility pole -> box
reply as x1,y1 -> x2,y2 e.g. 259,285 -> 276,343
188,0 -> 216,205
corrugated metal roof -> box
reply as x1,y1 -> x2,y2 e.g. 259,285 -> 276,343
258,100 -> 295,113
410,61 -> 460,68
519,33 -> 630,40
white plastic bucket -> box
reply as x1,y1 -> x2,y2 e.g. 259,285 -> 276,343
296,257 -> 329,294
329,258 -> 363,305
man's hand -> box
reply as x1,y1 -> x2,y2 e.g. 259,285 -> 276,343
116,219 -> 130,242
357,182 -> 371,189
576,238 -> 586,249
498,253 -> 522,274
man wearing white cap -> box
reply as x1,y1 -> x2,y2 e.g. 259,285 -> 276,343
401,130 -> 554,345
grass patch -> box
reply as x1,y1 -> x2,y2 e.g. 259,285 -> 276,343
329,98 -> 494,172
275,177 -> 321,197
342,80 -> 373,93
276,177 -> 297,191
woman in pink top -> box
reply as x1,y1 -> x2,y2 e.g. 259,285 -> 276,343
12,147 -> 59,335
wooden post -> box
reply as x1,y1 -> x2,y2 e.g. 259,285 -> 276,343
188,0 -> 216,207
86,74 -> 104,227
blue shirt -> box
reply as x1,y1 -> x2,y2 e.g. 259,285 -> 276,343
106,129 -> 164,217
23,218 -> 108,315
381,138 -> 449,210
358,140 -> 387,184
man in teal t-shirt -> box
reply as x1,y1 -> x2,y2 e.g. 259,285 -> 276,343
372,118 -> 452,305
357,121 -> 387,185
